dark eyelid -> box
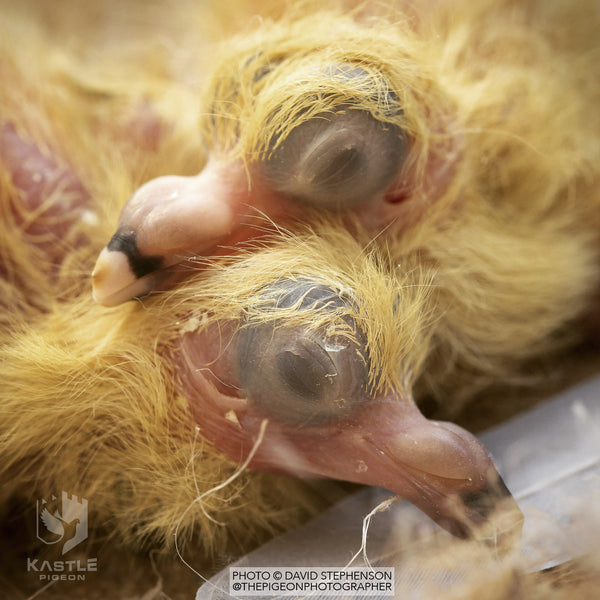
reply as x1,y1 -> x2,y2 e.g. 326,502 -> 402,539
262,108 -> 405,209
235,279 -> 369,425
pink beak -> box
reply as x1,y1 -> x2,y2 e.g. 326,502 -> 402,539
91,160 -> 297,306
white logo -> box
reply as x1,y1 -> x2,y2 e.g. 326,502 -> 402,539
36,492 -> 88,555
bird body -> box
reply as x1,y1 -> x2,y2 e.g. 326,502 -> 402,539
0,0 -> 599,596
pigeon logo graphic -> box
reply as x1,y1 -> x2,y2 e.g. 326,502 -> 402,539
36,492 -> 88,555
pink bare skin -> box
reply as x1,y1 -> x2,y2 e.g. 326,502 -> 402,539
0,122 -> 90,271
176,316 -> 523,542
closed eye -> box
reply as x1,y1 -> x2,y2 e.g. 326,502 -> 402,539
262,108 -> 406,210
235,279 -> 370,425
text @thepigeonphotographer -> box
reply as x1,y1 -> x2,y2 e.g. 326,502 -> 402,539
230,567 -> 394,596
